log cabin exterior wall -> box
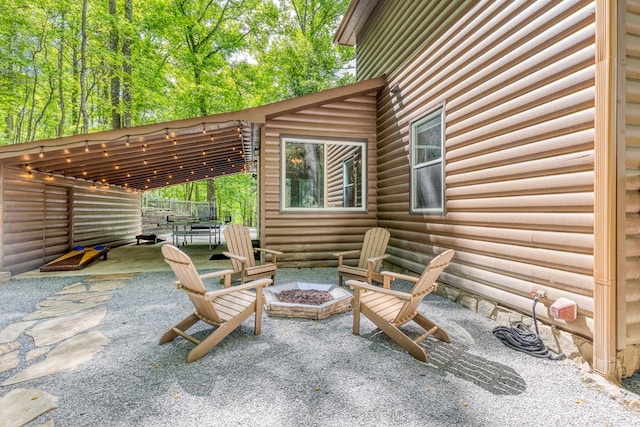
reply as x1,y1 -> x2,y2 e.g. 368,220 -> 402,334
261,94 -> 379,267
355,0 -> 598,339
625,1 -> 640,348
355,0 -> 476,81
0,165 -> 141,275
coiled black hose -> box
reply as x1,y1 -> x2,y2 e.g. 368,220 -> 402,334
492,296 -> 566,360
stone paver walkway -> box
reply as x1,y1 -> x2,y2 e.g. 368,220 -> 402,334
0,274 -> 134,427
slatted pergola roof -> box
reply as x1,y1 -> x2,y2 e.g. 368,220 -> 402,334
0,117 -> 256,191
0,78 -> 385,192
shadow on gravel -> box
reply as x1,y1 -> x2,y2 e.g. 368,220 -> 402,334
363,329 -> 527,396
622,372 -> 640,399
425,340 -> 527,395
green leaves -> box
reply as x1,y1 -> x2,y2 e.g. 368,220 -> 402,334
0,0 -> 355,146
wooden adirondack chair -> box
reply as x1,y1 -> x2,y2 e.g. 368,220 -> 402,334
334,227 -> 390,286
347,249 -> 455,362
223,224 -> 282,284
160,244 -> 272,362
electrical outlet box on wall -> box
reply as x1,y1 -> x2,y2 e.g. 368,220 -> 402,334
550,298 -> 577,321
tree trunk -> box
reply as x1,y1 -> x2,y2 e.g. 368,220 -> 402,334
207,179 -> 215,202
71,45 -> 79,135
122,0 -> 132,128
109,0 -> 121,129
57,15 -> 66,138
5,113 -> 13,143
193,67 -> 208,116
79,0 -> 89,134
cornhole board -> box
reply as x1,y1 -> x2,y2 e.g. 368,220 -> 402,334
40,246 -> 110,272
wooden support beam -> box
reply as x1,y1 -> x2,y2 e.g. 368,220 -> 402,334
593,0 -> 619,380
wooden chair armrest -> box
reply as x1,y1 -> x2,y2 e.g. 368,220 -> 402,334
205,278 -> 272,299
346,279 -> 412,300
382,271 -> 419,283
223,251 -> 247,263
366,254 -> 390,272
199,269 -> 234,281
333,249 -> 361,257
333,249 -> 361,265
255,247 -> 283,256
379,271 -> 419,289
199,269 -> 234,288
255,247 -> 282,263
367,254 -> 390,263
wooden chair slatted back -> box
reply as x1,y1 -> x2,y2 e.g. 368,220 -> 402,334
357,227 -> 390,271
161,244 -> 222,324
224,224 -> 257,270
395,249 -> 455,324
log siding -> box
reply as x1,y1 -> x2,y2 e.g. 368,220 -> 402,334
261,94 -> 379,267
625,0 -> 640,347
360,0 -> 597,339
1,166 -> 141,274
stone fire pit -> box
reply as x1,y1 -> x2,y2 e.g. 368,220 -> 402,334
263,282 -> 352,320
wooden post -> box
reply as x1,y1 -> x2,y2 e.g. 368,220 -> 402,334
593,0 -> 619,380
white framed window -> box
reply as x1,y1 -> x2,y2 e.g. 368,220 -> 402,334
410,106 -> 445,215
281,136 -> 366,212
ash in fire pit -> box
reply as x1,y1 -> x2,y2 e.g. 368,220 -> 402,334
275,289 -> 334,306
263,282 -> 352,320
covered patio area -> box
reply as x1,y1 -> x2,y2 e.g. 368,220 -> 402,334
12,226 -> 254,278
1,242 -> 639,425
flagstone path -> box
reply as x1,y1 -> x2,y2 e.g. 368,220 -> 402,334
0,274 -> 135,427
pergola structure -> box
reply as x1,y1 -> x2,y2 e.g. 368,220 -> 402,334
0,79 -> 385,192
0,78 -> 385,278
0,117 -> 259,191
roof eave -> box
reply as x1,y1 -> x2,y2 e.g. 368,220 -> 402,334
334,0 -> 381,46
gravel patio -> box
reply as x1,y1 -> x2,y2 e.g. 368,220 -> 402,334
1,242 -> 640,426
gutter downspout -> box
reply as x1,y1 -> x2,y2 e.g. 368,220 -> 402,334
593,0 -> 618,380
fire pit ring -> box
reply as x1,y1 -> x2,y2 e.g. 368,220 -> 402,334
263,282 -> 352,320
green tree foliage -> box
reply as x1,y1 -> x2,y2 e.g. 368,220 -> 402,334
0,0 -> 353,142
144,173 -> 256,225
213,173 -> 257,226
262,0 -> 354,98
0,0 -> 354,220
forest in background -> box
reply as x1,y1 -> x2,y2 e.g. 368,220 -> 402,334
0,0 -> 355,224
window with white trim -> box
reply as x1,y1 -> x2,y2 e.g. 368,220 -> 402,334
410,107 -> 445,214
281,136 -> 366,211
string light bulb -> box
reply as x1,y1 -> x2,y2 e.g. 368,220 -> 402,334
85,141 -> 89,152
38,146 -> 44,158
165,128 -> 169,139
